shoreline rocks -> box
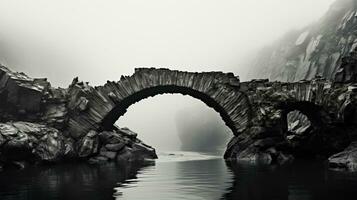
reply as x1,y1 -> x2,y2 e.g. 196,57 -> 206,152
328,142 -> 357,171
0,121 -> 157,169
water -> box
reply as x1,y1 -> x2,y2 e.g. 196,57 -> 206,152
1,151 -> 357,200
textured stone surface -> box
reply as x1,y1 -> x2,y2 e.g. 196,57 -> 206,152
247,0 -> 357,82
66,68 -> 248,138
0,122 -> 66,162
2,63 -> 357,169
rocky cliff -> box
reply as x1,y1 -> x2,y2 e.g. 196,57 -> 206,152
248,0 -> 357,82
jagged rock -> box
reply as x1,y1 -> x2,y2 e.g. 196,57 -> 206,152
0,124 -> 18,137
131,143 -> 157,159
0,122 -> 66,162
77,132 -> 99,158
33,130 -> 65,162
0,66 -> 49,114
335,49 -> 357,83
329,142 -> 357,171
4,132 -> 32,150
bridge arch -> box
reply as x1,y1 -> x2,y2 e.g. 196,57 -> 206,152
67,68 -> 252,138
279,101 -> 331,133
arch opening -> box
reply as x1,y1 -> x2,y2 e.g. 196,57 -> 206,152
280,101 -> 330,134
100,85 -> 238,137
115,94 -> 232,153
286,110 -> 312,136
280,101 -> 334,157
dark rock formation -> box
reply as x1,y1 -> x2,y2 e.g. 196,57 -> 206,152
225,78 -> 357,166
0,66 -> 157,170
329,141 -> 357,171
335,48 -> 357,82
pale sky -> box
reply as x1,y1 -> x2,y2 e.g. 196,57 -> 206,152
0,0 -> 337,150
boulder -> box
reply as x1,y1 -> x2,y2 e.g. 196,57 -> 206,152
77,137 -> 99,158
0,123 -> 18,137
131,143 -> 158,160
0,122 -> 67,162
115,147 -> 133,162
77,131 -> 99,158
33,131 -> 65,162
328,142 -> 357,171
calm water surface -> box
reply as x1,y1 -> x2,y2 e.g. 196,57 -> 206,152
0,151 -> 357,200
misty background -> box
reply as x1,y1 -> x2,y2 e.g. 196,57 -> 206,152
0,0 -> 336,151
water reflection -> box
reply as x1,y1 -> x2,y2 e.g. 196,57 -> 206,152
0,161 -> 154,200
223,160 -> 357,200
1,153 -> 357,200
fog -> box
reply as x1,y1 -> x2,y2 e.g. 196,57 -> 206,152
0,0 -> 336,151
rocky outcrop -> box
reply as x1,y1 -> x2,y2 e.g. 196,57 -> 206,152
329,141 -> 357,171
0,121 -> 156,169
225,78 -> 357,166
0,122 -> 66,163
0,66 -> 157,171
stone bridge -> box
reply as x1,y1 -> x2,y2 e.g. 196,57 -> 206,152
65,68 -> 357,139
1,65 -> 357,169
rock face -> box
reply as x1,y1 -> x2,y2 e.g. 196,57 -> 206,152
247,0 -> 357,82
335,48 -> 357,83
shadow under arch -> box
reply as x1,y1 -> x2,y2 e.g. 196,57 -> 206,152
100,85 -> 243,136
279,101 -> 331,133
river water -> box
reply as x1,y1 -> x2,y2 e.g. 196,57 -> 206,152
0,151 -> 357,200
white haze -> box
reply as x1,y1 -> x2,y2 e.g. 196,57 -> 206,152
0,0 -> 336,150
